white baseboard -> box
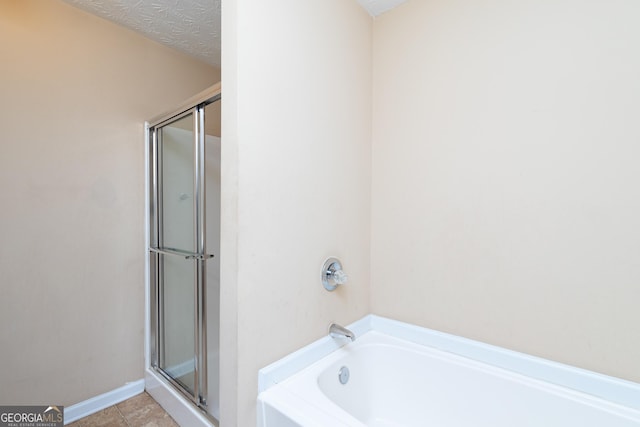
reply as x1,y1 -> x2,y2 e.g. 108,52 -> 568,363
64,379 -> 145,424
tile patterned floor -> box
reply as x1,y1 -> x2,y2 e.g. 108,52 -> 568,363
67,392 -> 178,427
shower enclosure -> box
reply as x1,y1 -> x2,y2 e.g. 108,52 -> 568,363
146,84 -> 221,424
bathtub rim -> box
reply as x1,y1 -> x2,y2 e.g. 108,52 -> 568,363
258,314 -> 640,412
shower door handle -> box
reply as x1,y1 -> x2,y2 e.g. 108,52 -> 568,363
187,253 -> 215,260
149,247 -> 215,260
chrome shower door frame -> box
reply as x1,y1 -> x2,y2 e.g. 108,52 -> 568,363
147,88 -> 221,415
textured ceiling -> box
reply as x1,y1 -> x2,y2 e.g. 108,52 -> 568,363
61,0 -> 407,68
61,0 -> 221,67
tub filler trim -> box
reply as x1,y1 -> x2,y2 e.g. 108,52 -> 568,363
258,314 -> 640,412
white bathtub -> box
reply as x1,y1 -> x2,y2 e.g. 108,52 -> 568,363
258,315 -> 640,427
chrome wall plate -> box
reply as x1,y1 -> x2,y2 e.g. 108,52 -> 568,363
321,257 -> 348,291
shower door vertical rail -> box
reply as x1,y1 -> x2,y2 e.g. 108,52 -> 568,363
148,102 -> 213,411
194,104 -> 208,408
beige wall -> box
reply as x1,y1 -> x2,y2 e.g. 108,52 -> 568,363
6,0 -> 636,422
221,0 -> 372,424
0,0 -> 218,406
372,0 -> 640,383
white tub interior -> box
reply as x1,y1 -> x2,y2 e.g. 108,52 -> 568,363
258,315 -> 640,427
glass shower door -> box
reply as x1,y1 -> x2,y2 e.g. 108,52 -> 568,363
157,112 -> 198,395
149,105 -> 212,411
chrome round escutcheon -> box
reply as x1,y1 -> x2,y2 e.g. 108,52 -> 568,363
338,366 -> 350,385
322,257 -> 348,291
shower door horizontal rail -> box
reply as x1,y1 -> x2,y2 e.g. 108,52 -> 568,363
149,247 -> 215,260
148,83 -> 221,128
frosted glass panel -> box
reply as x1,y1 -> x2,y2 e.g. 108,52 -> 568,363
160,114 -> 194,251
160,254 -> 195,395
157,113 -> 196,395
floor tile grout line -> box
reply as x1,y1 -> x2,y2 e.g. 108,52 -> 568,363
115,402 -> 132,427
